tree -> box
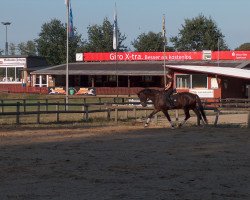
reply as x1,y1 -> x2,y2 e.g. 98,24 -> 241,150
8,41 -> 37,55
18,41 -> 37,55
85,17 -> 127,52
131,31 -> 174,52
9,43 -> 17,55
170,14 -> 228,51
132,32 -> 164,52
235,43 -> 250,51
36,19 -> 84,65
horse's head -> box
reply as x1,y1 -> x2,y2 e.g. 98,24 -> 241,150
137,90 -> 149,107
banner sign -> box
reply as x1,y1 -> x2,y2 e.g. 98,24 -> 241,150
211,51 -> 250,60
189,89 -> 214,98
0,58 -> 26,66
83,52 -> 202,61
82,51 -> 250,62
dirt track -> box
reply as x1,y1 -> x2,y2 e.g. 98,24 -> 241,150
0,123 -> 250,200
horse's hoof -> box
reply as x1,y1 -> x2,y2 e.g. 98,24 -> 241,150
178,123 -> 182,128
171,126 -> 175,130
144,124 -> 149,128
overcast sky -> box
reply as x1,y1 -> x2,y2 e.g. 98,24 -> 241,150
1,0 -> 250,51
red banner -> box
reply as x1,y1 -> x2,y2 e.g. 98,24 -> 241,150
212,51 -> 250,60
83,51 -> 250,62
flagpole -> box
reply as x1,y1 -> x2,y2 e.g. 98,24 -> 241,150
163,14 -> 167,87
113,3 -> 118,92
66,0 -> 69,105
116,50 -> 118,88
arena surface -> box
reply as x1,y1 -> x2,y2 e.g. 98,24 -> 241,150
0,122 -> 250,200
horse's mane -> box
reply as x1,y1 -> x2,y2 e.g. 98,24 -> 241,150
139,88 -> 161,95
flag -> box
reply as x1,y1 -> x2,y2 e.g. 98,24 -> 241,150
113,4 -> 118,50
162,14 -> 166,43
65,0 -> 69,7
65,0 -> 74,38
69,2 -> 74,38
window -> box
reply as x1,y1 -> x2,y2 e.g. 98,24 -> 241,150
96,76 -> 103,83
0,68 -> 6,82
34,75 -> 47,87
7,68 -> 15,82
192,74 -> 207,88
144,76 -> 153,82
0,67 -> 22,83
108,75 -> 117,82
176,74 -> 207,89
16,68 -> 22,82
176,74 -> 191,88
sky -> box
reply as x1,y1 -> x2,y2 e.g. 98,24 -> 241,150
1,0 -> 250,51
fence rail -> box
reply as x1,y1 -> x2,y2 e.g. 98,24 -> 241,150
0,98 -> 250,126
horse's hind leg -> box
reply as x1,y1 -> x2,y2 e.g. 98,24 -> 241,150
192,108 -> 201,126
144,109 -> 159,127
192,107 -> 205,126
179,108 -> 190,127
162,110 -> 175,129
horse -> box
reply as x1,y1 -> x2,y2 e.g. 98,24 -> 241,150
137,88 -> 208,129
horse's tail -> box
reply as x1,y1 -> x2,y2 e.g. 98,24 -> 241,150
195,95 -> 208,124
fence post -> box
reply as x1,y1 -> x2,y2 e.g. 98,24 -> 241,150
115,108 -> 118,123
154,114 -> 158,125
0,100 -> 3,113
37,101 -> 40,124
106,104 -> 111,120
133,107 -> 136,119
125,110 -> 128,120
214,109 -> 220,126
85,105 -> 89,121
56,101 -> 60,123
247,111 -> 250,128
23,99 -> 26,113
99,98 -> 101,110
64,98 -> 67,111
16,102 -> 20,124
46,99 -> 48,112
82,104 -> 85,120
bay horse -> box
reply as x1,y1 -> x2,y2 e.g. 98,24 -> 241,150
137,88 -> 208,128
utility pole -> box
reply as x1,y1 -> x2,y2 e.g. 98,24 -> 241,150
1,22 -> 11,55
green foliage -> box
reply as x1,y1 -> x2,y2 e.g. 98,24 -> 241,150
170,14 -> 228,51
35,19 -> 84,65
235,43 -> 250,50
132,31 -> 165,52
8,41 -> 37,56
85,17 -> 127,52
9,43 -> 16,55
18,41 -> 37,55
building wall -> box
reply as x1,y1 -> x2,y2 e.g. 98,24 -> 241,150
221,77 -> 247,98
174,70 -> 249,99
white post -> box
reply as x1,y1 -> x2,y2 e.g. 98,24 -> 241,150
66,0 -> 69,106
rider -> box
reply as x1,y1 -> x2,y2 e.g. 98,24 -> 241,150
164,70 -> 176,108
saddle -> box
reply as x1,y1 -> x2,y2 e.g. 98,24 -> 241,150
167,90 -> 177,108
170,94 -> 177,107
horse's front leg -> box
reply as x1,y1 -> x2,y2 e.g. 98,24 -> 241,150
162,110 -> 175,129
144,109 -> 160,127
